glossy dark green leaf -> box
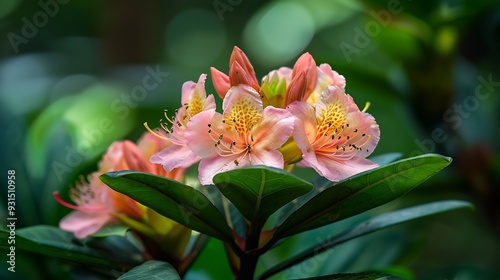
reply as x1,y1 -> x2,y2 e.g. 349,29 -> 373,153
274,154 -> 401,228
273,154 -> 452,239
258,200 -> 472,279
203,185 -> 247,238
118,260 -> 180,280
100,171 -> 234,243
0,225 -> 132,269
213,166 -> 313,224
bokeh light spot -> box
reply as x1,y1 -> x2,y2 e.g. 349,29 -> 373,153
243,2 -> 315,66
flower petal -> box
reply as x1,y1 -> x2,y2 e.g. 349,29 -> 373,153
307,64 -> 346,104
197,153 -> 244,185
252,106 -> 294,150
59,211 -> 115,238
122,141 -> 153,173
210,67 -> 231,98
292,52 -> 317,99
229,61 -> 260,91
344,111 -> 380,158
150,141 -> 200,171
284,71 -> 307,106
287,101 -> 318,146
305,155 -> 378,182
249,149 -> 285,169
318,63 -> 346,89
229,46 -> 258,86
184,110 -> 220,158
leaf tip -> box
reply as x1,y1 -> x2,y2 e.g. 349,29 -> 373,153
107,171 -> 120,178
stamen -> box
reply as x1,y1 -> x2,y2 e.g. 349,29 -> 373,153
53,192 -> 106,213
362,102 -> 371,112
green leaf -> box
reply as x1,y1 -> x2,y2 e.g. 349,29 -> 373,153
273,154 -> 452,239
258,200 -> 472,279
100,171 -> 234,243
90,225 -> 129,238
296,272 -> 404,279
213,166 -> 313,224
0,225 -> 133,270
274,153 -> 400,228
118,260 -> 180,280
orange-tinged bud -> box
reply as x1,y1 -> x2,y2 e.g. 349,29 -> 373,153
229,61 -> 260,92
291,52 -> 317,100
229,46 -> 258,85
284,71 -> 307,106
210,67 -> 231,98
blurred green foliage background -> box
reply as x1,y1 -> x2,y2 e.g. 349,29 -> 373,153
1,0 -> 499,279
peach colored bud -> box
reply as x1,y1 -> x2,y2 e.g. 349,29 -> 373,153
210,67 -> 231,98
229,61 -> 260,92
292,52 -> 317,100
284,71 -> 307,106
229,46 -> 259,86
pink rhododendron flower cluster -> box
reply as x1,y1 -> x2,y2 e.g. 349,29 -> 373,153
54,132 -> 191,259
148,46 -> 380,184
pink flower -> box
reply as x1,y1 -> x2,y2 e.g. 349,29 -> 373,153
137,131 -> 186,181
149,74 -> 216,171
184,84 -> 295,185
287,85 -> 380,181
55,140 -> 147,238
55,133 -> 188,238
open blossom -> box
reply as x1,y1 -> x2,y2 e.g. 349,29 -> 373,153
55,132 -> 188,239
148,46 -> 379,183
184,84 -> 295,185
55,141 -> 146,238
149,74 -> 216,171
287,85 -> 380,181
